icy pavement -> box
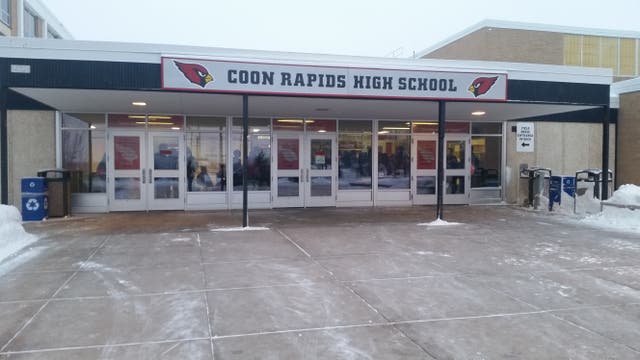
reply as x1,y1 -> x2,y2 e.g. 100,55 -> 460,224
0,205 -> 639,359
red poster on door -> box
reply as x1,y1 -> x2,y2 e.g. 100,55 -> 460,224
278,139 -> 299,170
114,136 -> 140,170
417,140 -> 437,170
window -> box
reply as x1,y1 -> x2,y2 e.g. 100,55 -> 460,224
378,121 -> 410,189
232,118 -> 271,191
620,38 -> 636,76
61,114 -> 106,193
186,117 -> 226,192
563,35 -> 581,66
0,0 -> 10,26
338,120 -> 372,190
471,122 -> 502,188
23,9 -> 37,37
47,28 -> 60,39
601,37 -> 619,74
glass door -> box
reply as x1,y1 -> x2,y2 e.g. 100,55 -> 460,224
148,132 -> 185,210
272,133 -> 304,207
108,130 -> 185,211
444,135 -> 470,204
306,135 -> 337,207
412,135 -> 437,205
109,130 -> 146,211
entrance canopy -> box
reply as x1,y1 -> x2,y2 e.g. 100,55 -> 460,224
0,37 -> 614,208
10,88 -> 598,121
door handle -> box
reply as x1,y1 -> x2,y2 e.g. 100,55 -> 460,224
300,169 -> 304,182
149,169 -> 153,183
306,169 -> 310,183
142,169 -> 146,184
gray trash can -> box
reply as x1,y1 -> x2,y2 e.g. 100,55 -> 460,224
37,169 -> 71,217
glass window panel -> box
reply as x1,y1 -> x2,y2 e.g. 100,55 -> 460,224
411,122 -> 469,134
378,121 -> 410,134
147,115 -> 184,130
186,116 -> 226,131
620,38 -> 636,76
62,113 -> 105,130
339,133 -> 372,190
115,178 -> 140,199
601,37 -> 619,74
232,134 -> 271,191
113,136 -> 140,170
339,120 -> 372,133
417,176 -> 436,194
154,177 -> 179,199
446,141 -> 465,169
377,135 -> 410,189
187,132 -> 226,192
563,35 -> 582,66
446,176 -> 465,194
277,139 -> 299,170
62,129 -> 106,193
412,122 -> 438,133
232,117 -> 271,132
23,10 -> 36,37
153,136 -> 179,170
472,136 -> 502,188
108,114 -> 146,128
416,140 -> 437,170
278,177 -> 299,197
582,36 -> 600,67
471,122 -> 502,134
1,0 -> 10,26
306,119 -> 336,132
311,177 -> 332,197
310,139 -> 331,170
272,119 -> 304,131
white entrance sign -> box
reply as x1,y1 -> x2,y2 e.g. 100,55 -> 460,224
162,57 -> 508,101
516,122 -> 535,152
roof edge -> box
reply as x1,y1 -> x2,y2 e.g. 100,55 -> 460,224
415,19 -> 640,59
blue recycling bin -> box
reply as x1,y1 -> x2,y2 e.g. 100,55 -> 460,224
21,177 -> 48,221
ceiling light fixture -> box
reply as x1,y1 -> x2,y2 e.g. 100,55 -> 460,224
471,111 -> 486,116
132,101 -> 147,106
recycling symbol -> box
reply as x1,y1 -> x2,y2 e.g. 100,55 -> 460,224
25,198 -> 40,211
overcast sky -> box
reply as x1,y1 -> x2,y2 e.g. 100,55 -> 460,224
45,0 -> 640,57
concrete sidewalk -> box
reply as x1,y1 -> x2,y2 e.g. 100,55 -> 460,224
1,206 -> 639,359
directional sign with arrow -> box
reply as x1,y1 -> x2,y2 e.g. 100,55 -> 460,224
516,122 -> 534,152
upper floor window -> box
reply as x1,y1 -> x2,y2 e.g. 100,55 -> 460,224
1,0 -> 10,26
47,28 -> 60,39
23,9 -> 37,37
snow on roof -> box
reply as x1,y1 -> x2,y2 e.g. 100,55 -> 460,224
415,19 -> 640,59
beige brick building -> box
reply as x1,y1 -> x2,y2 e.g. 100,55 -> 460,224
418,20 -> 640,191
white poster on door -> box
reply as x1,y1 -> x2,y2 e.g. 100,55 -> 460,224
516,122 -> 534,152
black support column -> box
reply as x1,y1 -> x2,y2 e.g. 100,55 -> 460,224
436,101 -> 446,219
0,86 -> 8,205
242,95 -> 249,227
601,105 -> 610,200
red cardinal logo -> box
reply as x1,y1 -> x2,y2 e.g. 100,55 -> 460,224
174,61 -> 213,88
468,76 -> 498,97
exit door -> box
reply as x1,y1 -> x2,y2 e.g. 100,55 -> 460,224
108,130 -> 185,211
272,133 -> 337,208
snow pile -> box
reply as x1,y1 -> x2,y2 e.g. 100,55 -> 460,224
0,205 -> 38,264
418,218 -> 462,226
581,184 -> 640,233
209,226 -> 269,232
